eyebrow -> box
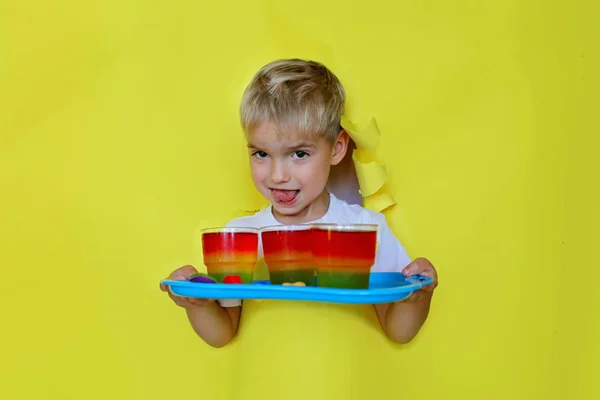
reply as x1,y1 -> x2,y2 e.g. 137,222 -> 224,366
247,142 -> 317,150
286,142 -> 317,150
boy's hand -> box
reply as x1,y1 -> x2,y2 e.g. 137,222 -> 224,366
159,265 -> 215,309
400,257 -> 438,302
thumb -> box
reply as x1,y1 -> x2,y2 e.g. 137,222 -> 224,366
171,265 -> 199,280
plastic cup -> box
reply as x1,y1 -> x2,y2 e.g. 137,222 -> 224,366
201,227 -> 259,284
260,224 -> 315,286
311,223 -> 378,289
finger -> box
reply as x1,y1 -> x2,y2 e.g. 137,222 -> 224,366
398,290 -> 426,303
422,273 -> 438,290
167,290 -> 184,303
170,265 -> 199,280
188,297 -> 204,305
402,259 -> 422,276
397,292 -> 414,303
189,298 -> 214,308
403,257 -> 432,276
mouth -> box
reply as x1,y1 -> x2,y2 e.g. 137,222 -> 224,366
270,188 -> 300,206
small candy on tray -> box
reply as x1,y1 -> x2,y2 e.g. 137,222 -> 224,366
223,275 -> 244,284
189,273 -> 216,284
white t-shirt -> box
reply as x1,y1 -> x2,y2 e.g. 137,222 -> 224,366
226,192 -> 412,273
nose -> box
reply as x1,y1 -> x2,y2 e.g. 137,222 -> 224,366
270,160 -> 289,184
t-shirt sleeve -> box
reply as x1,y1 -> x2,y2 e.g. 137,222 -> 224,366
371,214 -> 412,272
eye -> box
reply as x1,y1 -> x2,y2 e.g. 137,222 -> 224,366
253,151 -> 268,159
293,151 -> 309,159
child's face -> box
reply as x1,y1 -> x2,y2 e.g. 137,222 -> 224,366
246,122 -> 348,223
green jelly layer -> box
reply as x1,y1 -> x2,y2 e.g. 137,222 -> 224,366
268,270 -> 315,286
316,270 -> 370,289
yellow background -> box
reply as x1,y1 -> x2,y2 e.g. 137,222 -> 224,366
1,1 -> 598,399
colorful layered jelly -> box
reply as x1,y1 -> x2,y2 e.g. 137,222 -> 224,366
311,224 -> 378,289
261,225 -> 314,286
201,227 -> 259,283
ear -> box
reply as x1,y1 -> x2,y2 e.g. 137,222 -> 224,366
330,129 -> 349,166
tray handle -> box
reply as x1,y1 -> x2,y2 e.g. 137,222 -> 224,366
406,274 -> 435,287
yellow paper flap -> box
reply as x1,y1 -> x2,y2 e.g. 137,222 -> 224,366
364,191 -> 396,213
352,156 -> 388,197
341,115 -> 380,150
341,116 -> 396,213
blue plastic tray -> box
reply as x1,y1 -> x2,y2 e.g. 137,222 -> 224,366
161,273 -> 434,304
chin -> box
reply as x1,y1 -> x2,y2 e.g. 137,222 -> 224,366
272,205 -> 302,216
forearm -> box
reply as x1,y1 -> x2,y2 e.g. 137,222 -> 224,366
376,291 -> 433,344
185,303 -> 241,348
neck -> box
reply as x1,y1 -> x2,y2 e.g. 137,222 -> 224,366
272,190 -> 331,225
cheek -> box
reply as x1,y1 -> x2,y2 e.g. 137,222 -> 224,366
300,159 -> 329,184
250,162 -> 267,183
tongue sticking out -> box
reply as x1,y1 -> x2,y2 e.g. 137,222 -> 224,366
272,189 -> 297,203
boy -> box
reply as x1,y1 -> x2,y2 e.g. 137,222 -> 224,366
160,59 -> 438,348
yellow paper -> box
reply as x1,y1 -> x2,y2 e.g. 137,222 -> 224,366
340,116 -> 397,212
341,115 -> 380,150
351,147 -> 377,164
1,2 -> 591,400
364,191 -> 396,213
352,156 -> 388,197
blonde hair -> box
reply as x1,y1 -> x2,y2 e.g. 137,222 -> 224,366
240,59 -> 345,144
